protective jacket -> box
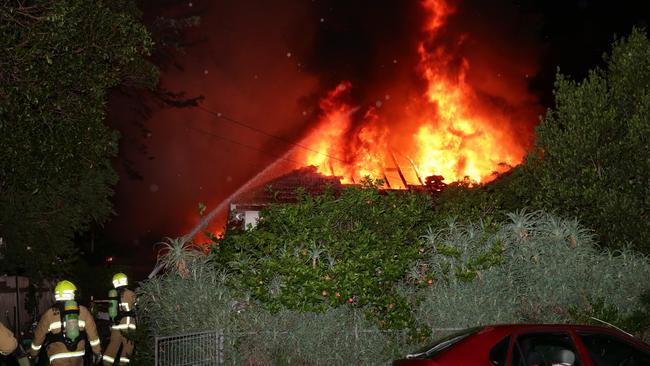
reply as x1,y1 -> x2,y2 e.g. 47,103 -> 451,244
30,304 -> 101,365
0,321 -> 17,356
103,288 -> 136,365
111,287 -> 136,331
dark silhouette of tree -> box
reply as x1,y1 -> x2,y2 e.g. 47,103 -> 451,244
0,0 -> 157,278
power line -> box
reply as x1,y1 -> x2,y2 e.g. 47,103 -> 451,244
194,103 -> 387,179
187,125 -> 305,167
195,104 -> 354,166
188,105 -> 421,187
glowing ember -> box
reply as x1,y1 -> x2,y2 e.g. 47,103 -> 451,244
296,0 -> 534,187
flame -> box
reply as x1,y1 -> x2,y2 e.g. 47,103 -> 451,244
296,0 -> 533,187
423,0 -> 455,32
302,82 -> 355,177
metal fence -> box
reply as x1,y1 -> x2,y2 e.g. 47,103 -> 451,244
154,327 -> 463,366
155,329 -> 224,366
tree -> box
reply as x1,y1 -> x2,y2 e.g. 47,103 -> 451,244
0,0 -> 157,278
523,27 -> 650,253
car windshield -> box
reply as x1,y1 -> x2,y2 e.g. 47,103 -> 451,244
406,327 -> 484,359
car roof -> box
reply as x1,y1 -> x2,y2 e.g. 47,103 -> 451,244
485,323 -> 620,332
479,323 -> 649,347
486,323 -> 627,333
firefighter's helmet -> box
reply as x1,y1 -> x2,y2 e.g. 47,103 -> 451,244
54,280 -> 77,301
112,273 -> 128,288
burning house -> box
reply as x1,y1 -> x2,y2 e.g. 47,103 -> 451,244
227,166 -> 343,230
287,0 -> 535,188
227,165 -> 448,231
182,0 -> 541,240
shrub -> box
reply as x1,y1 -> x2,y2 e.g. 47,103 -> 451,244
136,252 -> 415,365
137,210 -> 650,364
211,181 -> 436,332
413,210 -> 650,331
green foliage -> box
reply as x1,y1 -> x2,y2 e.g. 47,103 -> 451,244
430,165 -> 535,232
126,320 -> 155,366
568,290 -> 650,342
432,180 -> 504,221
212,181 -> 435,332
136,254 -> 415,365
139,211 -> 650,364
154,237 -> 208,278
431,28 -> 650,255
133,198 -> 650,361
415,211 -> 650,332
523,27 -> 650,253
0,0 -> 158,278
625,290 -> 650,340
408,217 -> 504,286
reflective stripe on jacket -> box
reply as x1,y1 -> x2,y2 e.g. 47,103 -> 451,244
49,350 -> 85,362
102,353 -> 131,363
112,288 -> 137,331
30,304 -> 101,356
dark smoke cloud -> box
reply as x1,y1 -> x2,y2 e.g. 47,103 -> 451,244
301,1 -> 428,100
437,0 -> 545,145
107,0 -> 320,247
105,0 -> 545,252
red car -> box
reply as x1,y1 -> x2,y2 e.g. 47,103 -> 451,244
393,324 -> 650,366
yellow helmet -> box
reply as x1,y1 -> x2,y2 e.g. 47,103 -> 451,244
54,280 -> 77,301
112,273 -> 128,288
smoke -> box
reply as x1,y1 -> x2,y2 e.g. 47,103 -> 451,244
105,0 -> 544,250
107,0 -> 320,246
441,0 -> 544,143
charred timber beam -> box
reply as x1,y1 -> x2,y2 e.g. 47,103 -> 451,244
390,151 -> 410,188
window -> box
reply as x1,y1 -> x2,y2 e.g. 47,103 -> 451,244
406,327 -> 483,359
578,332 -> 650,366
490,336 -> 510,366
510,342 -> 526,366
513,332 -> 582,366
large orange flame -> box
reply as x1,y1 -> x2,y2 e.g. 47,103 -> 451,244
296,0 -> 534,187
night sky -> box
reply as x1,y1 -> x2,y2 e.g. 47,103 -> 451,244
102,0 -> 649,272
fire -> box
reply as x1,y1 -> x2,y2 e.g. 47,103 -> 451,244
302,82 -> 356,175
300,83 -> 391,184
296,0 -> 533,187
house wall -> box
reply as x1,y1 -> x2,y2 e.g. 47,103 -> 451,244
0,275 -> 54,336
229,203 -> 264,230
244,210 -> 260,229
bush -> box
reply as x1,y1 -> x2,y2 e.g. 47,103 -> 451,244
136,252 -> 415,365
412,210 -> 650,332
211,181 -> 436,332
137,210 -> 650,364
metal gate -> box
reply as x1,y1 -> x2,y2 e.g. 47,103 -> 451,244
155,329 -> 224,366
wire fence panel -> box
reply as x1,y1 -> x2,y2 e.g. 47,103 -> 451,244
155,329 -> 224,366
154,326 -> 464,366
218,327 -> 464,365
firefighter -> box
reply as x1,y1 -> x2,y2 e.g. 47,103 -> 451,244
0,321 -> 17,356
29,280 -> 102,365
102,273 -> 136,366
